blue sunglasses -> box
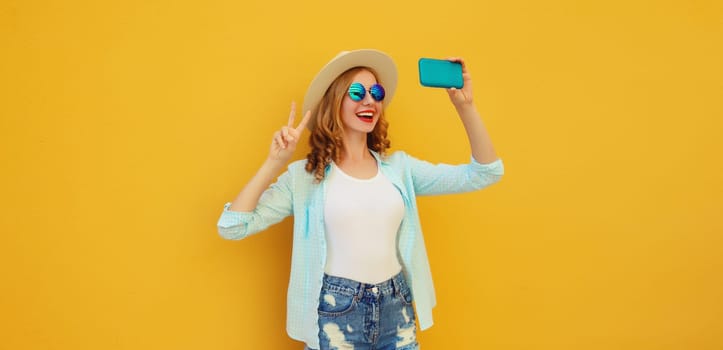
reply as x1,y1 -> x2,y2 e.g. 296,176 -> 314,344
348,82 -> 386,102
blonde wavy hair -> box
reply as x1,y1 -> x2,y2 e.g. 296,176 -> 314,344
305,67 -> 391,182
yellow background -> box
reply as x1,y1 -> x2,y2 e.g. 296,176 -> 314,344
2,0 -> 722,349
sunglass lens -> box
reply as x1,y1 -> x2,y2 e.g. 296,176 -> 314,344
348,83 -> 365,102
370,84 -> 385,101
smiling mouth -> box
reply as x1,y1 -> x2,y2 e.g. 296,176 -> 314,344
356,111 -> 374,123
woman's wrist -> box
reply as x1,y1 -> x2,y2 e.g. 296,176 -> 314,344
263,156 -> 288,173
455,103 -> 479,119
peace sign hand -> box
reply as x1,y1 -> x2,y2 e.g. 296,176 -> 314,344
268,102 -> 311,163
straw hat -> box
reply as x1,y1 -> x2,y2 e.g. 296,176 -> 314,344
302,49 -> 398,129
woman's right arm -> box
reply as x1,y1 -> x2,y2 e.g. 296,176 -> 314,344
218,103 -> 310,239
228,158 -> 289,212
229,102 -> 310,211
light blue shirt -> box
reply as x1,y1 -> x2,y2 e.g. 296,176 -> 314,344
217,150 -> 504,348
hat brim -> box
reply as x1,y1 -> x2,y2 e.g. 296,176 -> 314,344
302,49 -> 398,129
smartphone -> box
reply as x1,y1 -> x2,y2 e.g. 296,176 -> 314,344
418,58 -> 464,89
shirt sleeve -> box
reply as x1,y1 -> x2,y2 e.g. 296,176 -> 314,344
216,170 -> 294,240
406,153 -> 504,196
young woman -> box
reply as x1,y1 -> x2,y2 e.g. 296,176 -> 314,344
217,49 -> 504,350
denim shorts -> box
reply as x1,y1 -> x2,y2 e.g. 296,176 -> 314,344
308,270 -> 419,350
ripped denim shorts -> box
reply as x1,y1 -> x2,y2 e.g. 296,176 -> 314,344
312,270 -> 419,350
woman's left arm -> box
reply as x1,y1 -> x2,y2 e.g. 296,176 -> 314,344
446,57 -> 498,164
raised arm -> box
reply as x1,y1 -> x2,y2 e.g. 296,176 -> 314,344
228,102 -> 311,212
445,57 -> 498,164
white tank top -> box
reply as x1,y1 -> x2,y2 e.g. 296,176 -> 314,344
323,162 -> 405,284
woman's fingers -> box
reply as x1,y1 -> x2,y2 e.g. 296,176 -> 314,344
441,56 -> 473,105
446,57 -> 467,72
273,131 -> 285,149
445,57 -> 471,81
288,101 -> 297,127
282,126 -> 292,143
295,110 -> 312,132
272,102 -> 307,159
274,127 -> 300,151
272,131 -> 284,148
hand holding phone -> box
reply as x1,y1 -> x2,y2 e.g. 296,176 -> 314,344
418,58 -> 464,89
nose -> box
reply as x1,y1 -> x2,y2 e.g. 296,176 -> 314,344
362,89 -> 376,105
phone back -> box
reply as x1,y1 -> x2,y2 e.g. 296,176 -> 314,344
418,58 -> 464,88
